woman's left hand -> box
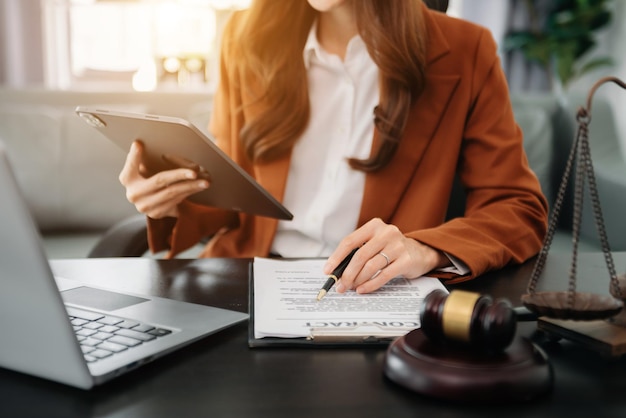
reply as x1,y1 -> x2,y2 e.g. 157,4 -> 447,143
323,218 -> 449,294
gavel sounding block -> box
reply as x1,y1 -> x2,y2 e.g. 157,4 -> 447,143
384,329 -> 553,403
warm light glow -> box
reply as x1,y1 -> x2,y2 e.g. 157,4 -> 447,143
163,57 -> 181,73
132,59 -> 158,91
207,0 -> 252,10
184,57 -> 203,72
155,1 -> 216,57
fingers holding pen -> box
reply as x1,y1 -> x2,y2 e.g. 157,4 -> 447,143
325,218 -> 398,294
336,241 -> 399,294
325,218 -> 448,295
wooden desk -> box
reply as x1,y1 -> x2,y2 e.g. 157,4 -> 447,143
1,254 -> 626,418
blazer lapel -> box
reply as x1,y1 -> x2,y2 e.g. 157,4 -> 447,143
358,9 -> 461,226
253,152 -> 291,250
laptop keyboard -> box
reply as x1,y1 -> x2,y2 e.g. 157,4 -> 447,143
67,306 -> 173,363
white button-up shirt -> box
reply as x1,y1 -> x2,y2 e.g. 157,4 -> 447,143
271,24 -> 377,257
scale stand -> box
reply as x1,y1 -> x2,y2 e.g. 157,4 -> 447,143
522,76 -> 626,356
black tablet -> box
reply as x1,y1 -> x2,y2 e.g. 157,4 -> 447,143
76,106 -> 293,220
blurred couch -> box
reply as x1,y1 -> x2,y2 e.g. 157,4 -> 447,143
512,91 -> 626,253
0,89 -> 212,258
1,88 -> 625,260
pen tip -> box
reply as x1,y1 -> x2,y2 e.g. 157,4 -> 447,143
316,290 -> 326,301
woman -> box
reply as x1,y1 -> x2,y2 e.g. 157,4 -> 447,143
120,0 -> 548,294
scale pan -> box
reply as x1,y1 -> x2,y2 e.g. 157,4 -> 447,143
522,291 -> 623,320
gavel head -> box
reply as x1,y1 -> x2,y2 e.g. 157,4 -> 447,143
420,289 -> 516,352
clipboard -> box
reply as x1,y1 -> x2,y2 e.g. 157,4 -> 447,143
247,263 -> 411,348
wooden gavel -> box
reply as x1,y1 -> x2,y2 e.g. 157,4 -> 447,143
420,289 -> 517,352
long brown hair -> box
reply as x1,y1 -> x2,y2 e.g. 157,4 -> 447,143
227,0 -> 428,172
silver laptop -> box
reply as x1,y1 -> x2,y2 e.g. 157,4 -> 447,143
0,141 -> 248,389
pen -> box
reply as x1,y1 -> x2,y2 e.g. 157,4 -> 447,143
316,247 -> 359,301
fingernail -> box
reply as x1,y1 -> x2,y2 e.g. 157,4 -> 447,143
198,180 -> 209,189
336,283 -> 345,293
186,170 -> 197,179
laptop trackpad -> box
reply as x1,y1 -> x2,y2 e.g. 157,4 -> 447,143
61,286 -> 149,312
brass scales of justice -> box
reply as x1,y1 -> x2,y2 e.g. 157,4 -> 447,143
523,76 -> 626,357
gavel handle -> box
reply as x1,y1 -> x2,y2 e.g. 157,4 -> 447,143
514,306 -> 538,322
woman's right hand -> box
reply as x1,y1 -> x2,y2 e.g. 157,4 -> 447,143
119,140 -> 210,219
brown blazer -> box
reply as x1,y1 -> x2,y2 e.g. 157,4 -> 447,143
147,6 -> 548,283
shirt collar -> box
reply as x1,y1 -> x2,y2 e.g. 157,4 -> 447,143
303,20 -> 321,69
303,20 -> 368,69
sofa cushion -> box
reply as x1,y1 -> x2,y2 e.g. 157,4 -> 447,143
0,105 -> 139,231
0,89 -> 212,232
511,94 -> 559,205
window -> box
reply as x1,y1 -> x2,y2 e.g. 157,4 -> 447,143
32,0 -> 467,91
42,0 -> 251,91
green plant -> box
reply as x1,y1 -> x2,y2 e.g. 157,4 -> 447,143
503,0 -> 614,89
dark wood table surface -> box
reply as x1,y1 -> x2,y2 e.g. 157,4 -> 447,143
2,253 -> 626,418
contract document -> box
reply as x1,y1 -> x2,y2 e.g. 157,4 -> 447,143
252,257 -> 448,343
